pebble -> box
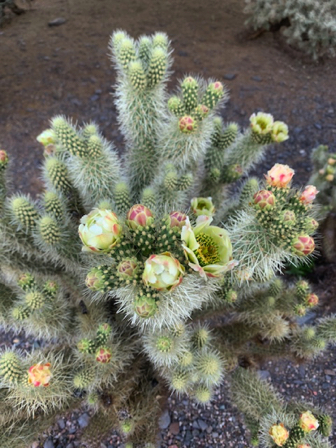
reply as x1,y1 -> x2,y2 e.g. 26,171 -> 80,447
224,73 -> 237,80
44,439 -> 55,448
198,419 -> 208,431
258,370 -> 271,380
78,413 -> 90,428
58,419 -> 65,430
169,421 -> 180,435
178,50 -> 188,57
159,409 -> 171,429
251,75 -> 262,82
48,18 -> 67,27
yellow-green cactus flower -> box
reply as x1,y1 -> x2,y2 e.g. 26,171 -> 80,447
181,215 -> 236,278
269,423 -> 289,446
191,197 -> 215,217
271,121 -> 289,143
36,129 -> 56,146
250,112 -> 274,135
142,252 -> 185,291
78,209 -> 122,254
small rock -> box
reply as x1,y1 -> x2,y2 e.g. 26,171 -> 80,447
78,412 -> 90,428
325,369 -> 336,376
178,50 -> 188,57
192,429 -> 200,437
192,420 -> 200,429
314,123 -> 322,130
58,418 -> 65,429
66,444 -> 74,448
90,94 -> 100,102
159,409 -> 171,429
212,432 -> 219,438
251,75 -> 262,82
258,370 -> 271,380
169,421 -> 180,435
198,419 -> 208,431
297,312 -> 316,325
223,73 -> 237,80
100,444 -> 107,448
44,439 -> 55,448
48,18 -> 67,27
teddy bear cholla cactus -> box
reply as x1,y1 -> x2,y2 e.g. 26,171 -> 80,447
244,0 -> 336,60
0,30 -> 335,448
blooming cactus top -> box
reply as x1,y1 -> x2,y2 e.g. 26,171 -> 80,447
181,215 -> 236,278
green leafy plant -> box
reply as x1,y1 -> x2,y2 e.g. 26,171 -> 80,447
0,30 -> 334,448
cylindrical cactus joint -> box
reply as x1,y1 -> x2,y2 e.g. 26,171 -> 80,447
25,291 -> 46,311
73,368 -> 95,389
194,384 -> 212,404
43,191 -> 64,222
0,351 -> 23,383
147,47 -> 167,87
155,335 -> 174,353
120,419 -> 134,435
11,196 -> 39,231
95,323 -> 112,347
17,272 -> 36,291
77,338 -> 96,354
168,96 -> 185,116
43,280 -> 59,298
182,76 -> 199,112
129,60 -> 147,91
39,216 -> 61,245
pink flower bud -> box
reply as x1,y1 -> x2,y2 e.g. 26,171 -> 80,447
0,150 -> 8,165
297,445 -> 311,448
168,211 -> 187,228
117,259 -> 138,278
326,174 -> 334,182
212,81 -> 224,93
28,363 -> 52,387
265,164 -> 295,188
300,185 -> 319,205
306,293 -> 319,307
269,423 -> 289,446
96,347 -> 112,363
126,204 -> 154,230
292,235 -> 315,256
179,116 -> 197,133
299,411 -> 319,432
328,158 -> 336,165
253,190 -> 275,210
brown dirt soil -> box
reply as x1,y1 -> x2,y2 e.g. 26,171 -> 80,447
1,0 -> 336,195
1,0 -> 336,447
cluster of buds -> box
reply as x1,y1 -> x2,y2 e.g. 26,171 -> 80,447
250,112 -> 289,144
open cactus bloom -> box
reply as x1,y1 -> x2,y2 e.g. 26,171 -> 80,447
181,215 -> 237,278
27,363 -> 52,387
